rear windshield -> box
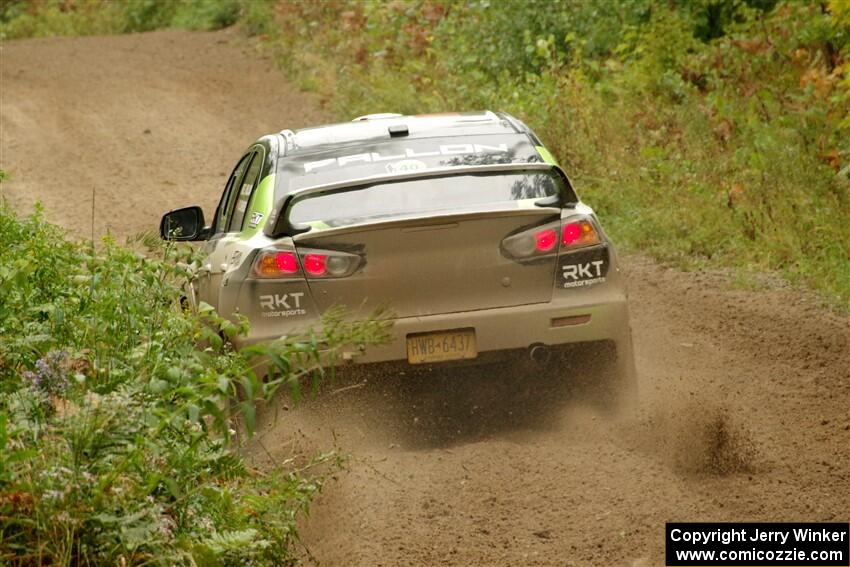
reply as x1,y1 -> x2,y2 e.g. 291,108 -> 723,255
288,171 -> 570,230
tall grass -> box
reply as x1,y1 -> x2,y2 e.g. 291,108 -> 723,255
0,0 -> 242,38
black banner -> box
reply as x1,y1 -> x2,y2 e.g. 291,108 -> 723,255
557,244 -> 609,289
666,523 -> 849,566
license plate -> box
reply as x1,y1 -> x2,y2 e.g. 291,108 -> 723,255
406,328 -> 477,364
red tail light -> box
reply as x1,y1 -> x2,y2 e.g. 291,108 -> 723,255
303,254 -> 327,276
562,222 -> 582,245
535,228 -> 558,252
502,216 -> 601,259
561,220 -> 599,248
275,252 -> 298,273
254,251 -> 299,277
252,248 -> 362,279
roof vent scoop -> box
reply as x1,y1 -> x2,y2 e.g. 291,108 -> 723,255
352,113 -> 403,121
388,124 -> 409,137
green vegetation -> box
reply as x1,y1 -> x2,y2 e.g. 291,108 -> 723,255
1,3 -> 847,562
264,0 -> 850,308
0,203 -> 390,565
0,0 -> 243,38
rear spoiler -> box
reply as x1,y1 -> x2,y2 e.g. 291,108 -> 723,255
264,162 -> 578,238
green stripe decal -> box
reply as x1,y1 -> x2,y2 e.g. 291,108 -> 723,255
240,173 -> 275,239
306,220 -> 331,231
536,145 -> 559,166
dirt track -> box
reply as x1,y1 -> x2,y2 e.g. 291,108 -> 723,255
3,30 -> 849,566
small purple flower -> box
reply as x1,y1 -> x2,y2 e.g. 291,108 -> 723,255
23,350 -> 69,395
22,369 -> 40,389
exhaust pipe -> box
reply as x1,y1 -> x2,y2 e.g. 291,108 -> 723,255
529,344 -> 551,365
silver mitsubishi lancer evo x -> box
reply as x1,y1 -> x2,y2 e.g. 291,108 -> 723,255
160,111 -> 636,405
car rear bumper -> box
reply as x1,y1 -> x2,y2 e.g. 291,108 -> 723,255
352,286 -> 631,364
236,277 -> 632,367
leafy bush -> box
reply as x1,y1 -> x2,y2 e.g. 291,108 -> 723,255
0,203 -> 390,565
171,0 -> 241,31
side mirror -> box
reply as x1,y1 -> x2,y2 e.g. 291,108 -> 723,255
160,206 -> 207,241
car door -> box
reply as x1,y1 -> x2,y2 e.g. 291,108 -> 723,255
195,151 -> 253,310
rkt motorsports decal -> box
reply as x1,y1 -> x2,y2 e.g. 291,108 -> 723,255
259,292 -> 307,318
559,246 -> 610,288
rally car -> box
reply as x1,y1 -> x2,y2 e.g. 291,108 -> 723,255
160,111 -> 636,405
